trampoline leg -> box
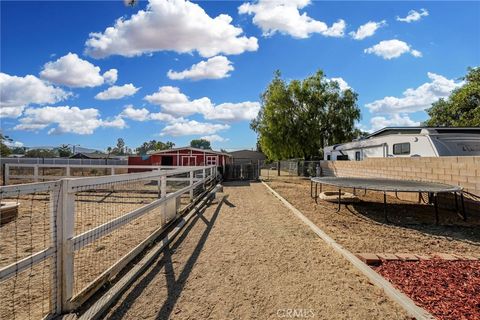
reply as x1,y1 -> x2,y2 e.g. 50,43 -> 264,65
315,183 -> 318,204
364,188 -> 367,196
383,192 -> 388,222
353,187 -> 356,195
320,183 -> 322,193
434,193 -> 439,225
337,188 -> 341,212
461,192 -> 467,221
454,192 -> 459,212
310,180 -> 313,198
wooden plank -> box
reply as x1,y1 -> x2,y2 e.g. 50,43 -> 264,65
0,181 -> 59,196
0,247 -> 54,281
261,181 -> 436,320
78,186 -> 220,320
61,179 -> 75,312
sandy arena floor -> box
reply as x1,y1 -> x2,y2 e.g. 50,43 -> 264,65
263,172 -> 480,256
104,181 -> 409,320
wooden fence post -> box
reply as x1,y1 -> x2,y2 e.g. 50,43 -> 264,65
57,179 -> 75,312
34,165 -> 39,182
189,171 -> 194,201
4,163 -> 9,185
160,175 -> 167,226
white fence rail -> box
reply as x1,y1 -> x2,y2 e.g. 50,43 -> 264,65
0,165 -> 217,319
3,163 -> 205,185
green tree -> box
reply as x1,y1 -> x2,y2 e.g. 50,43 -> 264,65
425,67 -> 480,127
113,138 -> 126,155
135,140 -> 175,155
57,144 -> 73,157
190,139 -> 211,150
0,133 -> 13,157
11,146 -> 26,155
25,148 -> 57,158
251,70 -> 361,160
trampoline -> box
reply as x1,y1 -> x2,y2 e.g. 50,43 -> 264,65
310,176 -> 465,224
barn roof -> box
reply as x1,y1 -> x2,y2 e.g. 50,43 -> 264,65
148,146 -> 231,157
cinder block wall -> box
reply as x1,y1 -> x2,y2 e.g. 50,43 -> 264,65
320,157 -> 480,214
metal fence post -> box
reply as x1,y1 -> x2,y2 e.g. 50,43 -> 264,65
57,178 -> 75,312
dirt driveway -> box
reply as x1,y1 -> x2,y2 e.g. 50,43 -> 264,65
105,181 -> 408,320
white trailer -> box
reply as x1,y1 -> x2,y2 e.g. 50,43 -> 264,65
324,127 -> 480,161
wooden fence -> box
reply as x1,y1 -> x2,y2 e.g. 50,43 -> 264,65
0,165 -> 217,318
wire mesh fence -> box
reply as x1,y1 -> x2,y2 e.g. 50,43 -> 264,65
0,182 -> 60,320
0,165 -> 217,318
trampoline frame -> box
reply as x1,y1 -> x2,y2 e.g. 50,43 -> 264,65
310,177 -> 465,224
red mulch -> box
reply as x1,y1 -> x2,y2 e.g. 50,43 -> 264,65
373,259 -> 480,320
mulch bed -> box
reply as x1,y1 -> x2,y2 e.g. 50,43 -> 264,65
373,259 -> 480,320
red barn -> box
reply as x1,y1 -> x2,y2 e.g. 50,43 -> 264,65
128,147 -> 232,168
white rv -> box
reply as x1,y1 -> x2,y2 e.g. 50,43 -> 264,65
324,127 -> 480,161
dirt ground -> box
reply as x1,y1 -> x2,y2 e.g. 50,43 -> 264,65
104,181 -> 409,320
262,172 -> 480,256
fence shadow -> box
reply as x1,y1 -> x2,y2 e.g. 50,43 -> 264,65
347,200 -> 480,245
104,196 -> 226,320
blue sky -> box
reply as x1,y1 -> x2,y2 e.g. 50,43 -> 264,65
1,0 -> 479,152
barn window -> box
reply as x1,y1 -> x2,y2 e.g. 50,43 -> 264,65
206,156 -> 217,165
393,143 -> 410,155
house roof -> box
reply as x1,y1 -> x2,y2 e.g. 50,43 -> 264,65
148,146 -> 231,157
71,152 -> 110,159
229,149 -> 266,160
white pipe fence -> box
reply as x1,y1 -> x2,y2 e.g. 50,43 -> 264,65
0,165 -> 217,319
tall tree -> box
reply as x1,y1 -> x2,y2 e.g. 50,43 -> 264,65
251,70 -> 361,160
57,144 -> 73,157
425,67 -> 480,127
190,139 -> 211,150
136,140 -> 175,155
0,133 -> 13,157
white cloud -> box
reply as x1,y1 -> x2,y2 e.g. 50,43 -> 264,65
85,0 -> 258,58
201,134 -> 228,142
349,20 -> 386,40
144,86 -> 260,121
167,56 -> 234,80
103,69 -> 118,84
4,140 -> 24,148
0,72 -> 70,118
364,39 -> 421,59
14,106 -> 125,135
329,77 -> 350,91
204,102 -> 260,121
95,83 -> 140,100
120,105 -> 151,121
365,72 -> 462,114
161,120 -> 230,137
369,114 -> 420,132
40,52 -> 115,88
119,105 -> 179,122
238,0 -> 345,39
396,9 -> 429,23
